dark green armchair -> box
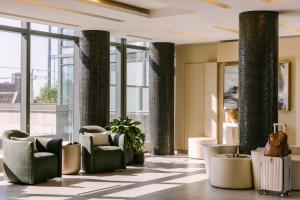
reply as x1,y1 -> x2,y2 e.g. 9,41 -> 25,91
79,126 -> 126,173
2,130 -> 62,184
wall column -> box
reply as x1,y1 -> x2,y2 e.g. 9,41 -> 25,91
149,42 -> 175,155
239,11 -> 278,154
79,30 -> 110,127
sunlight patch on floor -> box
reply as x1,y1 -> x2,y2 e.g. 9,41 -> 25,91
16,196 -> 71,200
22,181 -> 133,196
64,172 -> 181,183
164,173 -> 208,184
104,183 -> 180,198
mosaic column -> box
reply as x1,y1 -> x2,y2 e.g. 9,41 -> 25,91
79,30 -> 110,127
239,11 -> 278,154
149,42 -> 175,155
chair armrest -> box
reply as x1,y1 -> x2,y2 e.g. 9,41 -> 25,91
110,133 -> 127,168
79,133 -> 94,172
36,137 -> 62,177
110,133 -> 126,151
79,134 -> 93,153
3,138 -> 34,184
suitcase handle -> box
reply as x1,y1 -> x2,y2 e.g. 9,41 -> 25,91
273,123 -> 286,133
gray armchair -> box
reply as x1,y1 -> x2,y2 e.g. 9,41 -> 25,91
79,126 -> 126,173
2,130 -> 62,184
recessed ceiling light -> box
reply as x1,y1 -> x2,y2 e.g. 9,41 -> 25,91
279,23 -> 300,33
201,0 -> 231,9
167,30 -> 209,41
213,25 -> 238,33
261,0 -> 289,4
126,34 -> 153,41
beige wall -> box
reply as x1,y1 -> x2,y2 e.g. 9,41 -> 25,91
175,37 -> 300,150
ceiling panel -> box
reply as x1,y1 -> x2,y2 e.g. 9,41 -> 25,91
0,0 -> 299,44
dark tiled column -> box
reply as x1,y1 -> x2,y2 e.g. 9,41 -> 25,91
149,42 -> 175,155
239,11 -> 278,154
79,30 -> 110,127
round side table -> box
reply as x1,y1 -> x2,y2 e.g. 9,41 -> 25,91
62,142 -> 81,175
210,154 -> 253,189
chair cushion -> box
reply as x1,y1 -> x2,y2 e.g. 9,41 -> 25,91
34,152 -> 57,183
11,136 -> 37,151
85,132 -> 111,146
93,146 -> 123,171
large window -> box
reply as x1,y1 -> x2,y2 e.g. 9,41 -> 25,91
109,39 -> 150,140
0,18 -> 77,149
0,16 -> 151,153
127,48 -> 149,139
110,46 -> 120,120
0,31 -> 22,153
30,34 -> 74,139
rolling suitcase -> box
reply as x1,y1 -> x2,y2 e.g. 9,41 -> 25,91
260,155 -> 291,197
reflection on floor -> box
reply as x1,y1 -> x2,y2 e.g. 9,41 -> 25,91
0,155 -> 300,200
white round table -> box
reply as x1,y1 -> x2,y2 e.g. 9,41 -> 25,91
210,154 -> 253,189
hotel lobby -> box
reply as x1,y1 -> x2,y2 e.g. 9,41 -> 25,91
1,0 -> 300,199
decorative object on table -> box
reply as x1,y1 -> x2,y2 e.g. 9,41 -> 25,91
62,141 -> 81,175
278,62 -> 290,111
107,117 -> 145,165
225,109 -> 238,123
224,65 -> 239,110
79,126 -> 126,173
264,123 -> 290,157
3,130 -> 62,184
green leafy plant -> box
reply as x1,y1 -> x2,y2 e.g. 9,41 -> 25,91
36,85 -> 57,104
107,117 -> 145,152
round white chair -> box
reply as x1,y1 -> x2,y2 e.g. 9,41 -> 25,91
202,144 -> 238,178
188,137 -> 216,159
210,154 -> 253,189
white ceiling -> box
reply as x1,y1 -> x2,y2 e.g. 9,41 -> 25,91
1,0 -> 300,44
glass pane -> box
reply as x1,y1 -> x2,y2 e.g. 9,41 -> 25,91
0,31 -> 21,155
127,39 -> 149,47
31,23 -> 75,35
110,46 -> 120,121
30,36 -> 74,141
126,48 -> 149,140
110,36 -> 121,43
0,17 -> 21,27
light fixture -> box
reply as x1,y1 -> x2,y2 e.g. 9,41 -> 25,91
167,30 -> 209,41
261,0 -> 289,4
279,23 -> 300,33
126,34 -> 153,41
79,0 -> 150,15
201,0 -> 231,9
0,11 -> 80,28
213,25 -> 238,33
17,0 -> 123,22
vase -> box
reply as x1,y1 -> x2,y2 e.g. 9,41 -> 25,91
134,151 -> 144,164
226,109 -> 238,123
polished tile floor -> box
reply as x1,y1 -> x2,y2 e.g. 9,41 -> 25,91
1,155 -> 300,200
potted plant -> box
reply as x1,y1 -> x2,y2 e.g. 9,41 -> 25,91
107,117 -> 145,164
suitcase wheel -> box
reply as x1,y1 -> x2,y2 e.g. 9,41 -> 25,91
259,190 -> 266,195
280,193 -> 287,198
